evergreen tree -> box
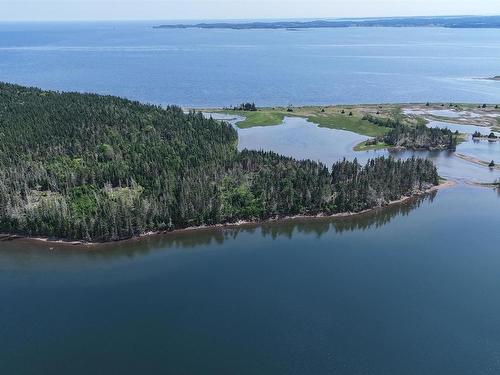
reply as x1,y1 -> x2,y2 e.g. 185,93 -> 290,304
0,83 -> 440,241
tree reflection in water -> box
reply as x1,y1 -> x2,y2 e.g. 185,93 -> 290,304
0,191 -> 437,262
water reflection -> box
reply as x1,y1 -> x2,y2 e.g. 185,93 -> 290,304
219,115 -> 500,183
0,191 -> 435,260
426,120 -> 497,135
457,138 -> 500,162
236,116 -> 371,166
255,192 -> 435,240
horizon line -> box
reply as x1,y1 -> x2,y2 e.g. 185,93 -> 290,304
1,14 -> 499,23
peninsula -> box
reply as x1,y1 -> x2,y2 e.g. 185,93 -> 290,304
155,15 -> 500,30
0,83 -> 439,243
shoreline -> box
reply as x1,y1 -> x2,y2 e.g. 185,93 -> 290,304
203,103 -> 500,135
0,180 -> 456,248
471,136 -> 499,142
474,182 -> 500,188
455,153 -> 500,170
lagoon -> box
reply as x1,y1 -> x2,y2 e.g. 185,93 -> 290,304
225,115 -> 500,183
426,120 -> 494,135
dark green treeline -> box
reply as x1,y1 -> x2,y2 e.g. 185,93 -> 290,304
0,83 -> 438,241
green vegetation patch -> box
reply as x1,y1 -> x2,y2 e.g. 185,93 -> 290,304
308,114 -> 390,137
220,177 -> 263,219
218,106 -> 392,136
231,110 -> 286,128
69,185 -> 100,218
353,140 -> 391,151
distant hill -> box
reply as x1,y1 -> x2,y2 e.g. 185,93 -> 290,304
155,16 -> 500,30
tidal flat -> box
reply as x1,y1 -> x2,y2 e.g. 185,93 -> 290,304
207,103 -> 500,183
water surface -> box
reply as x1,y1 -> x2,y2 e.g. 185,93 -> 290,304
1,22 -> 500,106
426,120 -> 494,135
230,116 -> 500,183
2,22 -> 500,375
1,185 -> 500,374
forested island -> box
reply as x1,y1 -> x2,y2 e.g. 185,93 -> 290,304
0,83 -> 439,242
372,123 -> 457,150
155,16 -> 500,30
356,113 -> 456,150
472,131 -> 499,140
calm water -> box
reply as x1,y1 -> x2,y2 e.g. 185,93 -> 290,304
0,22 -> 500,106
221,115 -> 500,183
426,120 -> 494,134
1,185 -> 500,374
2,22 -> 500,374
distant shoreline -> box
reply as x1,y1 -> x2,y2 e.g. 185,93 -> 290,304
0,180 -> 455,248
154,16 -> 500,30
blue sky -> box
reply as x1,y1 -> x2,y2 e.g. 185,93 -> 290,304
1,0 -> 498,21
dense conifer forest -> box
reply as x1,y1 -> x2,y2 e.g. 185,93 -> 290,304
0,83 -> 439,242
379,124 -> 458,150
362,113 -> 458,150
233,102 -> 257,111
374,123 -> 457,150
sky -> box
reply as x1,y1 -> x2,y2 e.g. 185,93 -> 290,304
0,0 -> 498,21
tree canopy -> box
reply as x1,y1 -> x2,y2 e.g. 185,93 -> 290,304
0,83 -> 439,242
